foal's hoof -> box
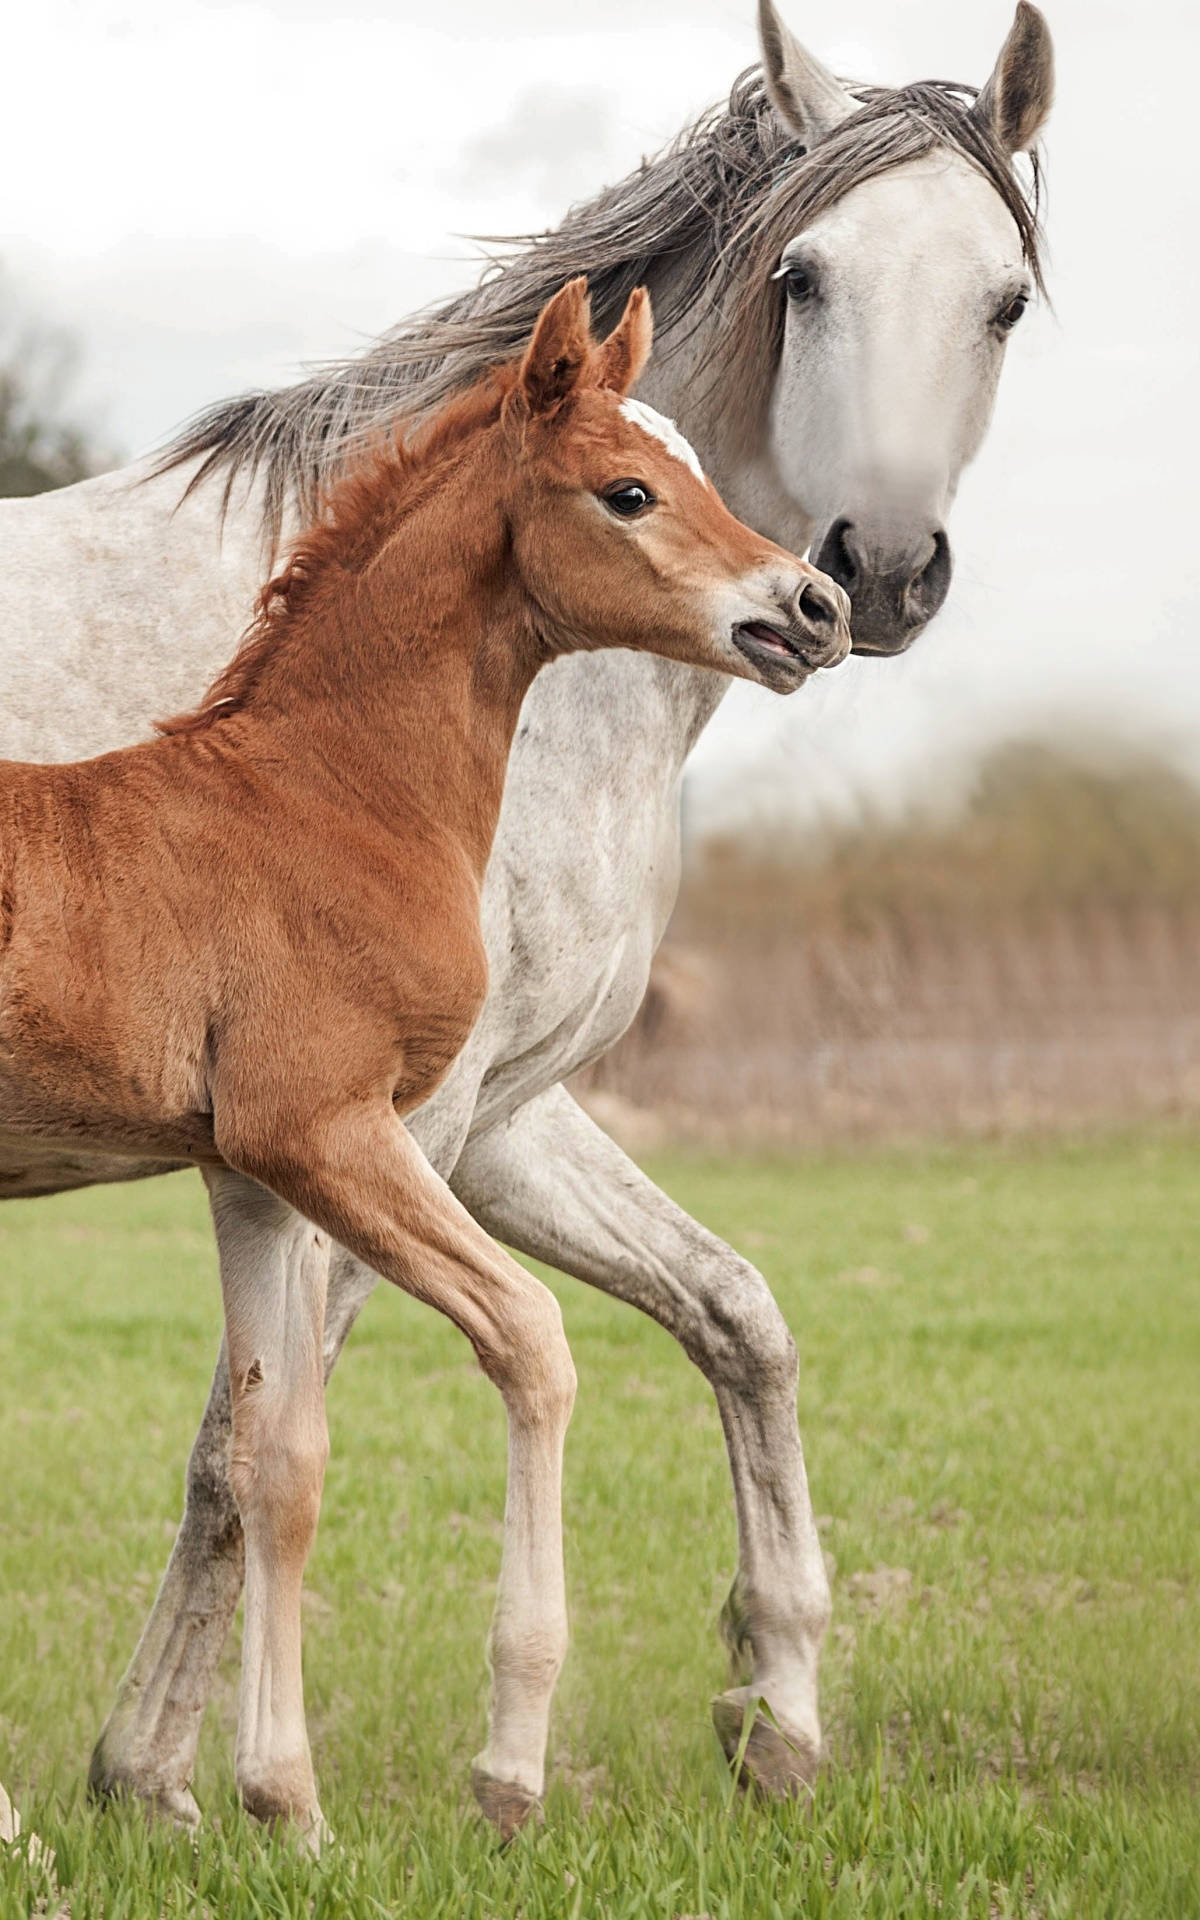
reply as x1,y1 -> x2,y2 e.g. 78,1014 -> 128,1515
711,1691 -> 820,1802
240,1788 -> 330,1856
470,1763 -> 541,1841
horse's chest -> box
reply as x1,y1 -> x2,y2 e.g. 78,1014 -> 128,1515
468,779 -> 680,1120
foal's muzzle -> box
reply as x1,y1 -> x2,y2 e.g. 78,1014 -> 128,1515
733,570 -> 852,692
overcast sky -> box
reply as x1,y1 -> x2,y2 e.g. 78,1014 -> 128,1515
2,0 -> 1196,834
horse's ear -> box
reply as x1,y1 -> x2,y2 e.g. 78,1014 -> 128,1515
756,0 -> 855,146
974,1 -> 1054,154
592,287 -> 653,397
517,277 -> 593,417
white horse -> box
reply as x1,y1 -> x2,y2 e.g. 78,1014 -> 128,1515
0,0 -> 1052,1831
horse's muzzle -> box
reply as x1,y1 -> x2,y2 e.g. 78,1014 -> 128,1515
814,518 -> 953,656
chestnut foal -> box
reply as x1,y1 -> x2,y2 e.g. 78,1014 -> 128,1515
0,279 -> 848,1839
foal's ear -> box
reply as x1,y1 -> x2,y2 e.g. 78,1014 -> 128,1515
592,287 -> 653,397
517,276 -> 594,417
974,1 -> 1054,154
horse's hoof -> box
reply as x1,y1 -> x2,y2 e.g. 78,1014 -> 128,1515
711,1691 -> 820,1801
470,1763 -> 541,1841
87,1761 -> 203,1833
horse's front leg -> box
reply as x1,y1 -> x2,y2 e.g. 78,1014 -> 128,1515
451,1083 -> 830,1796
89,1181 -> 353,1828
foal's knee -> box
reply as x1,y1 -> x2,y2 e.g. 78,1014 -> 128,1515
483,1281 -> 577,1428
229,1378 -> 329,1552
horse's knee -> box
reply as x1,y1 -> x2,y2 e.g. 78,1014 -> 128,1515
689,1254 -> 798,1400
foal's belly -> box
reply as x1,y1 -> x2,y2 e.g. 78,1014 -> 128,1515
0,1140 -> 189,1199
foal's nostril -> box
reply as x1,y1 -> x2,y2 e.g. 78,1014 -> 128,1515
797,579 -> 838,626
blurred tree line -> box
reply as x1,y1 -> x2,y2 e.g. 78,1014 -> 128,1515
0,276 -> 109,495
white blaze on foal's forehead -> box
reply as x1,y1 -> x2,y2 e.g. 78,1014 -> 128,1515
618,399 -> 707,485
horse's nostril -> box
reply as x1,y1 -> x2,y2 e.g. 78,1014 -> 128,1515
907,527 -> 952,624
797,580 -> 837,626
814,517 -> 860,597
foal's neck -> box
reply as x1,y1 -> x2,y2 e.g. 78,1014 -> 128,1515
225,480 -> 540,879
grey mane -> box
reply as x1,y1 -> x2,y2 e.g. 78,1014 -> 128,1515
157,69 -> 1045,548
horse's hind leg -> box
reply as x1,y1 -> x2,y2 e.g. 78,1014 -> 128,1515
205,1167 -> 331,1846
219,1098 -> 577,1838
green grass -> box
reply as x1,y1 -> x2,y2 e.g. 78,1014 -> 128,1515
1,1135 -> 1198,1917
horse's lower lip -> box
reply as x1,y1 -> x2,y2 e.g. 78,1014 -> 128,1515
850,636 -> 914,658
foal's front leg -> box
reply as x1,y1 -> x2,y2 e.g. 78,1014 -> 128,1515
218,1097 -> 577,1838
205,1168 -> 331,1844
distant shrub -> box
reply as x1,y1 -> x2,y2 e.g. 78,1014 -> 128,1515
578,746 -> 1200,1143
0,280 -> 109,496
691,745 -> 1200,932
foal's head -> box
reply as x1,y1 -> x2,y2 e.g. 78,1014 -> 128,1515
502,278 -> 850,693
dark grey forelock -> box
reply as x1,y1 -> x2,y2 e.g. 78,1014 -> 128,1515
156,69 -> 1045,550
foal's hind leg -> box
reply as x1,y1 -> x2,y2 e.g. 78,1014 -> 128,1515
217,1096 -> 576,1837
205,1168 -> 331,1845
89,1208 -> 362,1827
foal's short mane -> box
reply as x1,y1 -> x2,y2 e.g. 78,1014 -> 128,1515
158,68 -> 1045,548
157,367 -> 516,738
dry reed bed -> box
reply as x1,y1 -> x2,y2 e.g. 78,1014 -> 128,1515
576,750 -> 1200,1144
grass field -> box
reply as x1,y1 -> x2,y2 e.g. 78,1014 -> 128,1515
1,1137 -> 1198,1917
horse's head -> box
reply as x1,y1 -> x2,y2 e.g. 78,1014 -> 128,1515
505,279 -> 851,693
755,0 -> 1054,655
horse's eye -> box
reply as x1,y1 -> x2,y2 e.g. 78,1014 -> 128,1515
603,483 -> 654,518
997,292 -> 1029,331
783,265 -> 815,305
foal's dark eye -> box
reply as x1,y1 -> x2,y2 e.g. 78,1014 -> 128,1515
603,482 -> 654,518
782,265 -> 815,305
997,292 -> 1029,331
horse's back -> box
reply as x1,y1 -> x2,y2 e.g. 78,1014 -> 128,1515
0,459 -> 265,764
